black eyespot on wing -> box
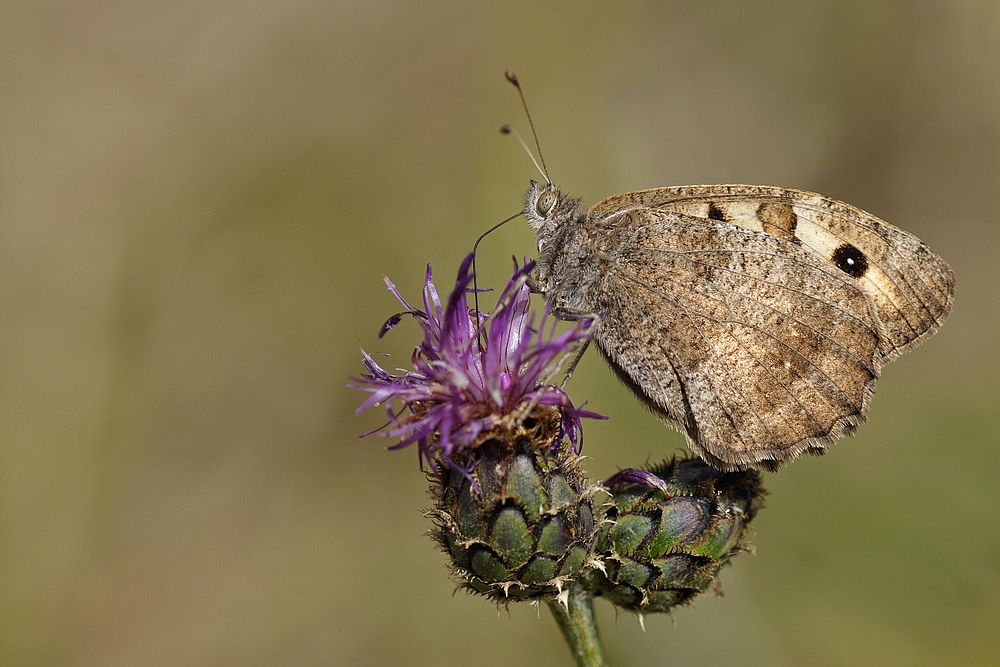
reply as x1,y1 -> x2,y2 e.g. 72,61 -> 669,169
707,202 -> 727,221
832,243 -> 869,278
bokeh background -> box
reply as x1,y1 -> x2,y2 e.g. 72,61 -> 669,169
1,2 -> 997,665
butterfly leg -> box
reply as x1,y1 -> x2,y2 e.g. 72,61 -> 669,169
552,308 -> 601,388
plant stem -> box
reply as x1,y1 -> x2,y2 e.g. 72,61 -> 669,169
546,582 -> 608,667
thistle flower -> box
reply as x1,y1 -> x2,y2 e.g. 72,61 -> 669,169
351,252 -> 602,477
350,255 -> 771,664
351,253 -> 605,602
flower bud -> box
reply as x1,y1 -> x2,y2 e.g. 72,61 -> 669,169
587,458 -> 765,614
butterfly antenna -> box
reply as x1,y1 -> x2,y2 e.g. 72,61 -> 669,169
500,125 -> 547,183
471,210 -> 523,350
504,71 -> 550,184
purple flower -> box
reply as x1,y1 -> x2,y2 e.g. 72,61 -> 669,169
350,253 -> 604,475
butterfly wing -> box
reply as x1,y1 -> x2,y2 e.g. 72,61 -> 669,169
590,185 -> 955,359
583,187 -> 952,469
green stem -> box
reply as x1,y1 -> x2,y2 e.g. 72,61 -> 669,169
546,582 -> 609,667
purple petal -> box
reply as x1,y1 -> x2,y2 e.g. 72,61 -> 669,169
605,468 -> 672,494
383,275 -> 414,311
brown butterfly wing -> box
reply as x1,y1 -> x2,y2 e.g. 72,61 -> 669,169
590,185 -> 955,359
587,205 -> 890,469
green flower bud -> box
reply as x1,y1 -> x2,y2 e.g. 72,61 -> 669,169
427,406 -> 601,603
586,458 -> 765,614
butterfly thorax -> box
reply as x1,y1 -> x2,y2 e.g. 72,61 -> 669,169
523,181 -> 602,314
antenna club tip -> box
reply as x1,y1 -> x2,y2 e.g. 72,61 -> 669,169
500,124 -> 512,134
505,71 -> 519,85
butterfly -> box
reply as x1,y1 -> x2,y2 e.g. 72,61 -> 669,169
524,180 -> 955,471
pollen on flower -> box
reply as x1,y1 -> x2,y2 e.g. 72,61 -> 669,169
349,253 -> 604,477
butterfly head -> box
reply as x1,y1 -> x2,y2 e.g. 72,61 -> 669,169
523,180 -> 585,250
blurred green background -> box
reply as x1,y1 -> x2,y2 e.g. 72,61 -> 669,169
1,2 -> 997,665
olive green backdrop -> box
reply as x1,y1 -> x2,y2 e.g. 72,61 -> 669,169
1,2 -> 996,665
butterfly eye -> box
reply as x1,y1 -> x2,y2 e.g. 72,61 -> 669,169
536,191 -> 557,216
